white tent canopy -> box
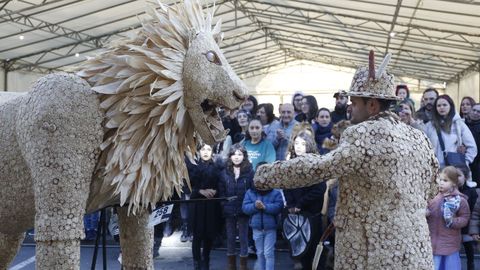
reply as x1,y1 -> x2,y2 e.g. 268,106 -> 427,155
1,0 -> 480,95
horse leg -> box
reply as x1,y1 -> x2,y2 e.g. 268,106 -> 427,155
117,207 -> 154,270
0,232 -> 25,269
15,74 -> 104,269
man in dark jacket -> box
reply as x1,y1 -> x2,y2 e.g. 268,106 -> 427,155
415,88 -> 438,124
331,91 -> 348,124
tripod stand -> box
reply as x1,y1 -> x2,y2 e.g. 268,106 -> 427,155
90,208 -> 107,270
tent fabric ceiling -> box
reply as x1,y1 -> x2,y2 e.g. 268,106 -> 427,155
1,0 -> 479,83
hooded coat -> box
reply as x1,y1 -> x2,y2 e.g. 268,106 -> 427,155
424,114 -> 477,167
254,112 -> 439,270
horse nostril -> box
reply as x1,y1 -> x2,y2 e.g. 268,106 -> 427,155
233,91 -> 244,102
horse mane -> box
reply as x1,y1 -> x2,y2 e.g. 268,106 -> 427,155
76,0 -> 223,213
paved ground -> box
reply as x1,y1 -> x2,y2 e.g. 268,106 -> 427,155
8,231 -> 480,269
9,231 -> 295,270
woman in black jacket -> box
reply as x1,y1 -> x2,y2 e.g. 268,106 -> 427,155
187,143 -> 223,270
218,143 -> 254,270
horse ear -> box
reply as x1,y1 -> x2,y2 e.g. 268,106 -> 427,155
212,18 -> 223,43
213,32 -> 224,43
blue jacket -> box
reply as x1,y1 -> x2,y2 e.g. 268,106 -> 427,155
218,164 -> 254,217
242,189 -> 284,230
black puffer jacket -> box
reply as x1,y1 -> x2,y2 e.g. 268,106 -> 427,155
218,164 -> 254,217
284,182 -> 327,215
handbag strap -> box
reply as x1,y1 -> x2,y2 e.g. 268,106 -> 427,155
320,223 -> 335,242
436,129 -> 446,154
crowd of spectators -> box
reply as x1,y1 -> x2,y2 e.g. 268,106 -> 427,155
98,86 -> 480,270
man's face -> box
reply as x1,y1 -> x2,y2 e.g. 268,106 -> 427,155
470,105 -> 480,121
280,104 -> 294,124
335,96 -> 348,107
423,91 -> 438,111
349,97 -> 370,124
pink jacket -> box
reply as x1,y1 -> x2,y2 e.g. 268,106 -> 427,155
427,190 -> 470,255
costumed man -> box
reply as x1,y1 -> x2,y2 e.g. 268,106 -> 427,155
254,51 -> 439,269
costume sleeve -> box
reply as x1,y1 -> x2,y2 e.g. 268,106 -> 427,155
254,126 -> 365,190
263,191 -> 284,215
451,198 -> 471,230
242,190 -> 258,215
424,134 -> 439,202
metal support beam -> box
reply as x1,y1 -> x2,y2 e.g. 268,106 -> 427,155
248,0 -> 480,37
7,25 -> 140,71
3,60 -> 8,91
385,0 -> 403,53
0,0 -> 78,22
0,0 -> 13,12
236,0 -> 289,61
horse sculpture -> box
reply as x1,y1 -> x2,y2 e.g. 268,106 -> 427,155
0,0 -> 247,269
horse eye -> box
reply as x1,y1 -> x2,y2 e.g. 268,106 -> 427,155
204,51 -> 222,65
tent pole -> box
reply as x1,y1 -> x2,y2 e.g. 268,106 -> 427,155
3,61 -> 7,92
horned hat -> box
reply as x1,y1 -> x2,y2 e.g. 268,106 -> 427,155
346,50 -> 401,101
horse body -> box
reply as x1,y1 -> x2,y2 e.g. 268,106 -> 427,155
0,1 -> 247,268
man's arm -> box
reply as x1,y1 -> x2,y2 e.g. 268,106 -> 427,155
254,126 -> 364,190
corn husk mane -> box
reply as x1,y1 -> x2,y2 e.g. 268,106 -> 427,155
76,0 -> 223,213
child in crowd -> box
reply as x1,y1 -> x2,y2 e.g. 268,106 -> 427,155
242,162 -> 284,270
219,143 -> 255,270
427,166 -> 470,270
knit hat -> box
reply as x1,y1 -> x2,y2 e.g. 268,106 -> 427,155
346,50 -> 401,101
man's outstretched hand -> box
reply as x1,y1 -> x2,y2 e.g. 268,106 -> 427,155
254,163 -> 271,190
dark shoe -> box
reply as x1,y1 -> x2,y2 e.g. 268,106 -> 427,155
153,239 -> 161,259
227,255 -> 236,270
247,246 -> 257,259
